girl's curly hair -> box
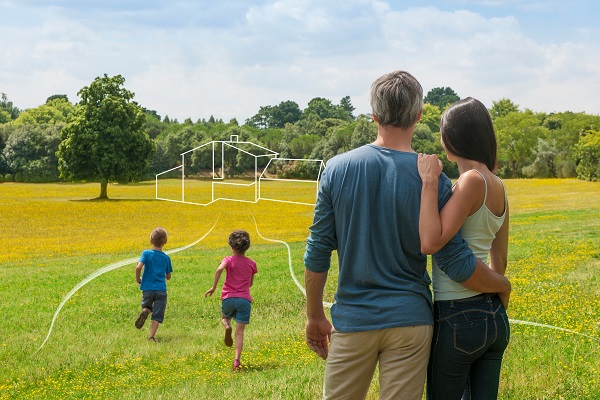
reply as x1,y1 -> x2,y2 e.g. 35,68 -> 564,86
228,230 -> 250,254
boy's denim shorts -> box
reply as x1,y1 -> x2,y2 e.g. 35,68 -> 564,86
221,297 -> 252,324
141,290 -> 168,323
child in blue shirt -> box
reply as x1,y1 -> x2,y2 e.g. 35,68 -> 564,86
135,227 -> 173,342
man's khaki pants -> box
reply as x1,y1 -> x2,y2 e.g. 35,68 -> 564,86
323,325 -> 433,400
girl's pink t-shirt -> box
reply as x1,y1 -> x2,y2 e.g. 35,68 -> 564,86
221,254 -> 258,302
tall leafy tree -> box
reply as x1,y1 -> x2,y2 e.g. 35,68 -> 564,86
306,121 -> 354,161
254,128 -> 283,153
0,124 -> 14,174
0,108 -> 11,124
575,129 -> 600,181
495,110 -> 548,178
1,93 -> 20,122
57,74 -> 155,199
339,96 -> 355,119
545,111 -> 600,177
46,94 -> 69,103
350,118 -> 376,149
412,123 -> 457,177
522,138 -> 559,178
246,101 -> 302,129
3,124 -> 62,181
246,105 -> 275,129
424,87 -> 459,109
142,109 -> 165,139
490,98 -> 519,120
420,103 -> 442,133
273,100 -> 302,127
289,134 -> 321,159
13,97 -> 75,125
302,97 -> 353,121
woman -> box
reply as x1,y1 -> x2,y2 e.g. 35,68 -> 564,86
418,97 -> 510,400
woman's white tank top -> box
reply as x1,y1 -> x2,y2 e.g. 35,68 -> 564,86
432,170 -> 507,301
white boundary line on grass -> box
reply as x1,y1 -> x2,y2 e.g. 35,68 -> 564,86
509,319 -> 598,340
33,217 -> 221,356
248,210 -> 333,308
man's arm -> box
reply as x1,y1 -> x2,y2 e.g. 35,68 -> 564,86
461,259 -> 511,309
461,259 -> 510,294
304,166 -> 335,359
435,250 -> 511,309
433,240 -> 511,295
305,269 -> 332,360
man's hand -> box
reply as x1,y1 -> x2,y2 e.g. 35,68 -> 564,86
305,316 -> 332,360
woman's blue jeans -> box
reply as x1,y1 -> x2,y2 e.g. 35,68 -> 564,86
427,293 -> 510,400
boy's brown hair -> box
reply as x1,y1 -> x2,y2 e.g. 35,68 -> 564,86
150,227 -> 168,248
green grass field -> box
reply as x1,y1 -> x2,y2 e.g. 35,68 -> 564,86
0,179 -> 599,399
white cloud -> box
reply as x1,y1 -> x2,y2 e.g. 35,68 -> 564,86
370,5 -> 600,113
1,1 -> 598,121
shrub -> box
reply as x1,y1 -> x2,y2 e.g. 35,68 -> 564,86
575,130 -> 600,181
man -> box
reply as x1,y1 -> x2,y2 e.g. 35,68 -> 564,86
304,70 -> 511,399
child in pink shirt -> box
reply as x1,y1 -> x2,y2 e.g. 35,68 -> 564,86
205,230 -> 258,371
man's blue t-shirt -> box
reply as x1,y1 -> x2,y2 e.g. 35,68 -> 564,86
139,250 -> 172,291
304,144 -> 476,332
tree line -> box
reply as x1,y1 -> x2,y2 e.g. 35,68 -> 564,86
1,75 -> 598,198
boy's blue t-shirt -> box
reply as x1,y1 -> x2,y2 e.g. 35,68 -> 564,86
139,250 -> 172,291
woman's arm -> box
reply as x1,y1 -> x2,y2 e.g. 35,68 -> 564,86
490,202 -> 509,276
418,154 -> 444,253
418,155 -> 483,254
490,201 -> 510,309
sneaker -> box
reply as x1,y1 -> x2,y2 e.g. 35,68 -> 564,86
135,309 -> 150,329
148,336 -> 158,343
232,359 -> 241,371
224,326 -> 233,347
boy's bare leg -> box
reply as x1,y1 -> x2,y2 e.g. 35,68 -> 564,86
148,320 -> 159,340
222,316 -> 233,347
135,307 -> 151,329
233,322 -> 246,369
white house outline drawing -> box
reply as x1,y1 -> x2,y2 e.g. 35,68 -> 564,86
156,135 -> 325,206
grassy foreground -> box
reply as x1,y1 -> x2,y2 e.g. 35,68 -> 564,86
0,179 -> 599,399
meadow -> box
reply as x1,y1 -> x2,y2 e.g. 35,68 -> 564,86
0,178 -> 599,399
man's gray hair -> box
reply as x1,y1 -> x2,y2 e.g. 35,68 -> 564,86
370,71 -> 423,129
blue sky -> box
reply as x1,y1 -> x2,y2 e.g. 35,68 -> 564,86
1,0 -> 599,122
